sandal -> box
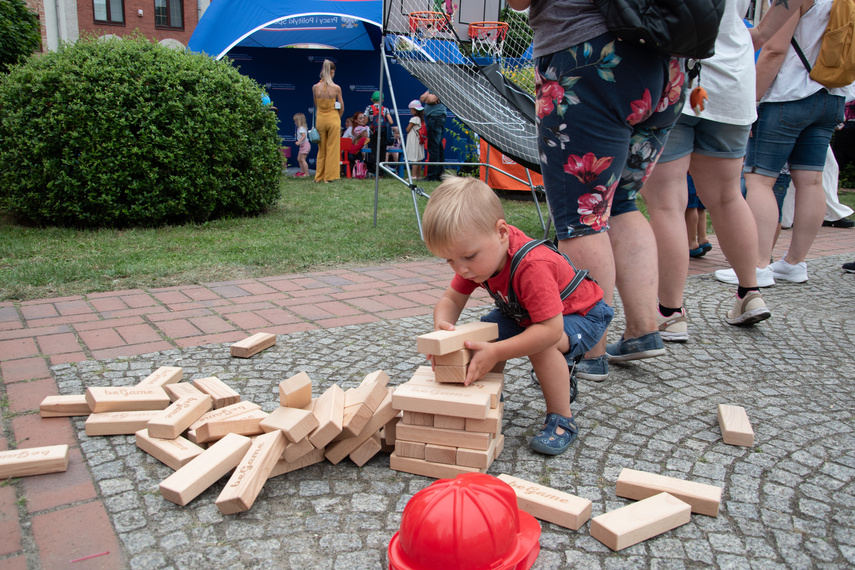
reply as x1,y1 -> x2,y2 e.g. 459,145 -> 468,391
530,413 -> 578,456
699,241 -> 712,252
689,246 -> 707,258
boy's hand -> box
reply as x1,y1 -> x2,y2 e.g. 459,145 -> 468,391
463,340 -> 498,385
426,321 -> 456,370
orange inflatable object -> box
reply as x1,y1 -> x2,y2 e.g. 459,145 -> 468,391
690,86 -> 708,115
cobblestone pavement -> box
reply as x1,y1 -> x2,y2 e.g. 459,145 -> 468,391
48,254 -> 855,569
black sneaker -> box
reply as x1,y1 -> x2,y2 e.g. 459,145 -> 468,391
843,261 -> 855,273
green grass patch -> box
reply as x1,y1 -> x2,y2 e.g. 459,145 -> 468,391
0,176 -> 549,301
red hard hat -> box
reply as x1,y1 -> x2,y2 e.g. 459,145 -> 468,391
388,473 -> 541,570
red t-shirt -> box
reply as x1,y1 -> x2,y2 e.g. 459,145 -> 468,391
450,226 -> 604,326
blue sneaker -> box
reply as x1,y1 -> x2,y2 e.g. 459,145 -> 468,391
530,413 -> 578,456
606,332 -> 666,362
575,355 -> 609,382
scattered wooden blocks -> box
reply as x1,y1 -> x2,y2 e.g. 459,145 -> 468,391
416,321 -> 498,356
0,445 -> 69,479
269,446 -> 326,479
85,410 -> 166,436
85,386 -> 171,413
325,388 -> 397,465
279,372 -> 313,409
260,407 -> 319,443
135,429 -> 205,470
147,395 -> 213,440
307,384 -> 345,448
349,432 -> 382,467
497,473 -> 591,530
39,395 -> 91,418
189,401 -> 262,433
590,492 -> 692,551
193,377 -> 240,409
282,438 -> 315,463
159,433 -> 252,506
230,332 -> 276,358
136,366 -> 183,388
717,404 -> 754,447
339,371 -> 390,439
194,408 -> 268,444
164,382 -> 206,402
616,468 -> 722,517
215,430 -> 287,515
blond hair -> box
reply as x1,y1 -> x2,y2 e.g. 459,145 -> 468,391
293,113 -> 307,128
422,176 -> 505,255
319,60 -> 336,89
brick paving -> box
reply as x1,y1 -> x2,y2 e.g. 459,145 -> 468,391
0,226 -> 853,568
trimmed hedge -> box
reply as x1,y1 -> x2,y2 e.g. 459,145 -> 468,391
0,35 -> 282,227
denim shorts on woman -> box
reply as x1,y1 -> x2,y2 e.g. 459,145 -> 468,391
659,115 -> 751,163
744,89 -> 845,177
480,299 -> 614,365
535,33 -> 687,240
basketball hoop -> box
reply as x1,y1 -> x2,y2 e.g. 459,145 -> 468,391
408,11 -> 450,38
468,21 -> 509,58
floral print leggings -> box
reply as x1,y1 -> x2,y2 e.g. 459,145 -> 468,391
536,33 -> 687,240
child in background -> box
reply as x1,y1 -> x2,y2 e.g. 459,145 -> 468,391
686,174 -> 712,257
422,176 -> 614,456
406,100 -> 426,179
348,112 -> 371,173
342,116 -> 354,139
293,113 -> 310,178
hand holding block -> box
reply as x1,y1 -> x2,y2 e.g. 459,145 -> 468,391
0,445 -> 69,479
230,332 -> 276,358
136,366 -> 183,387
85,386 -> 170,413
616,468 -> 722,517
497,473 -> 591,530
260,407 -> 319,443
279,372 -> 313,409
159,433 -> 252,506
215,430 -> 287,514
39,395 -> 91,418
135,429 -> 204,470
307,384 -> 344,448
590,492 -> 692,551
193,376 -> 241,409
416,322 -> 499,356
717,404 -> 754,447
147,395 -> 213,440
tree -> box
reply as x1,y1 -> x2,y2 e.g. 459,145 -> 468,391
0,0 -> 41,74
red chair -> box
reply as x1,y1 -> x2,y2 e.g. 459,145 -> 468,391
340,137 -> 352,178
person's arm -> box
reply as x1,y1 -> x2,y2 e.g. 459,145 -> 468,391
406,120 -> 416,133
751,0 -> 811,50
336,87 -> 344,117
420,90 -> 440,105
464,313 -> 564,385
295,130 -> 306,145
755,8 -> 803,99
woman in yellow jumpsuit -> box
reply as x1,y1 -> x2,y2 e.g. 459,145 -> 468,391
312,60 -> 344,182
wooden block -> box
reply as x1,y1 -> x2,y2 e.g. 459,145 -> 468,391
325,389 -> 398,465
389,452 -> 484,479
279,372 -> 313,409
466,402 -> 503,435
135,429 -> 204,470
230,332 -> 276,358
424,444 -> 457,465
268,446 -> 326,478
396,423 -> 493,451
381,414 -> 400,450
435,364 -> 468,384
408,367 -> 504,408
147,395 -> 213,440
402,411 -> 434,426
84,386 -> 171,413
39,395 -> 91,418
717,404 -> 754,447
349,432 -> 382,467
416,321 -> 499,355
434,349 -> 472,366
164,382 -> 206,402
159,433 -> 252,506
338,370 -> 390,439
189,401 -> 262,432
392,383 -> 490,420
85,410 -> 165,436
434,414 -> 465,430
395,440 -> 426,460
590,492 -> 692,551
216,430 -> 287,514
282,438 -> 315,463
307,384 -> 345,448
616,468 -> 722,517
193,376 -> 241,409
136,366 -> 183,387
260,407 -> 319,443
457,434 -> 504,470
0,445 -> 69,479
195,409 -> 268,444
497,473 -> 592,530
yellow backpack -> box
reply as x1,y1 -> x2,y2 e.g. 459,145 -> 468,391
796,0 -> 855,89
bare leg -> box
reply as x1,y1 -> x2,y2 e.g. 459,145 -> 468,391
697,209 -> 709,245
529,347 -> 573,419
686,208 -> 700,249
608,210 -> 660,339
744,172 -> 780,268
785,169 -> 826,264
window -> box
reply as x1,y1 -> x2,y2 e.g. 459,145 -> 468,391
93,0 -> 124,24
154,0 -> 183,29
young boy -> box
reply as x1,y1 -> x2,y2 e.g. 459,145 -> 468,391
422,176 -> 614,455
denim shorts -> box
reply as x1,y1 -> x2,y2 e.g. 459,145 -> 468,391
480,299 -> 614,365
659,115 -> 750,162
535,33 -> 686,240
744,90 -> 845,177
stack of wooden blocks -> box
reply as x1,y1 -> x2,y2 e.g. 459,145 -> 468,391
389,322 -> 507,479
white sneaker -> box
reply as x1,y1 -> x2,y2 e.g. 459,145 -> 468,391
714,266 -> 776,287
768,258 -> 808,283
